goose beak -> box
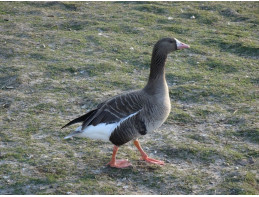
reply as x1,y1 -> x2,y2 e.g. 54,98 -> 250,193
175,39 -> 190,50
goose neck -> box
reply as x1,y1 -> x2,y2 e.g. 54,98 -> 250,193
144,51 -> 168,94
148,51 -> 167,83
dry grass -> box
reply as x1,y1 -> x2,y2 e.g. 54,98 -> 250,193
0,1 -> 258,194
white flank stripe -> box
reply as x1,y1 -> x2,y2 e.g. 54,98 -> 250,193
70,110 -> 140,141
77,123 -> 117,141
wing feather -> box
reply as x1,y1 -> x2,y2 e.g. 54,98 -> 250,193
109,111 -> 147,146
82,91 -> 143,129
63,90 -> 144,132
61,109 -> 97,129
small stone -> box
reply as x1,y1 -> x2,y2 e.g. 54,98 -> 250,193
97,32 -> 109,38
248,157 -> 255,164
130,47 -> 134,50
66,192 -> 72,195
190,15 -> 195,19
123,185 -> 129,189
223,162 -> 230,166
235,166 -> 239,170
81,104 -> 87,109
168,16 -> 173,20
6,86 -> 14,89
237,159 -> 248,166
7,179 -> 12,184
3,103 -> 11,108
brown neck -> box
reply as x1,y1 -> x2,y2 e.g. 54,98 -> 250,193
148,49 -> 167,81
144,49 -> 168,94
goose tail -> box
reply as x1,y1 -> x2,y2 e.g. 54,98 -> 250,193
64,134 -> 74,139
64,126 -> 82,139
61,109 -> 97,129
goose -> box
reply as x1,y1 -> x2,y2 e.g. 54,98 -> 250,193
62,37 -> 190,168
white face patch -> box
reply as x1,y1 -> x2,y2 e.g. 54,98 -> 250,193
175,38 -> 190,49
175,38 -> 181,49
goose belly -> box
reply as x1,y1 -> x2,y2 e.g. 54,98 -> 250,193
145,102 -> 171,132
77,123 -> 117,141
146,114 -> 169,132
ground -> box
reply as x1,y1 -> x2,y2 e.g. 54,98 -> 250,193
0,1 -> 258,195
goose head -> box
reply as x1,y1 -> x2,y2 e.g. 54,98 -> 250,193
153,38 -> 190,55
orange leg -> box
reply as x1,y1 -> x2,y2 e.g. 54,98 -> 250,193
134,139 -> 164,165
107,145 -> 132,168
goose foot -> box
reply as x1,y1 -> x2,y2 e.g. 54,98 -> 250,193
107,146 -> 132,168
108,159 -> 132,168
134,139 -> 165,166
142,157 -> 164,165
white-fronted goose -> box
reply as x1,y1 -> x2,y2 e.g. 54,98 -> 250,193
62,38 -> 190,168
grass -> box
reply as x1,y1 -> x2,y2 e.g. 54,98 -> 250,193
0,1 -> 258,195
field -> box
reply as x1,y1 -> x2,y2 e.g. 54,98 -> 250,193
0,1 -> 258,194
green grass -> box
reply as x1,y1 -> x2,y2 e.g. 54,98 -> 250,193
0,1 -> 258,195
